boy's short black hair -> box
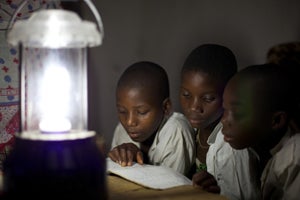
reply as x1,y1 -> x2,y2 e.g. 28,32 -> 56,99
182,44 -> 238,87
235,63 -> 295,114
117,61 -> 170,103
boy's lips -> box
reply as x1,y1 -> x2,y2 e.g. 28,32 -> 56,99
189,118 -> 205,125
222,132 -> 234,143
187,112 -> 204,121
188,114 -> 204,121
190,119 -> 201,123
128,132 -> 140,139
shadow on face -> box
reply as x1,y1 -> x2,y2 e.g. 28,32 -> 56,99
221,76 -> 274,150
116,86 -> 167,143
179,70 -> 223,130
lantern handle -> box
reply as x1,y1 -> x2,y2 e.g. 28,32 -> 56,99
84,0 -> 104,39
6,0 -> 104,40
6,0 -> 27,32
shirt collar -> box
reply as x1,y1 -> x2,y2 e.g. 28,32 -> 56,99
207,122 -> 223,145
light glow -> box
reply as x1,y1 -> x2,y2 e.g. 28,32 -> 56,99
38,63 -> 72,132
7,9 -> 102,48
39,117 -> 71,133
42,12 -> 66,48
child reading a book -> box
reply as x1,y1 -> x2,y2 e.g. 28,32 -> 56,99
180,44 -> 260,199
108,61 -> 195,176
221,63 -> 300,199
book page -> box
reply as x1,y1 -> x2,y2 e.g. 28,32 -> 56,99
106,158 -> 192,190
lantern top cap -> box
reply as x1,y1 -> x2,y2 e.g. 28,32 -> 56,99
7,9 -> 102,48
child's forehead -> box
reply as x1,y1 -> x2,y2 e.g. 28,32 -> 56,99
226,77 -> 256,100
182,72 -> 222,94
183,69 -> 209,76
227,76 -> 271,111
182,70 -> 221,84
117,85 -> 161,103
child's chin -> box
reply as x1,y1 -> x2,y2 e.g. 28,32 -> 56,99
228,142 -> 247,150
130,137 -> 143,143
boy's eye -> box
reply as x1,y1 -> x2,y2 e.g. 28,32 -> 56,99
229,107 -> 245,120
117,108 -> 127,114
233,111 -> 245,120
181,91 -> 190,98
202,95 -> 216,103
137,110 -> 149,115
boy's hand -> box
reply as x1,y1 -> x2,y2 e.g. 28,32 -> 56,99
192,170 -> 220,193
108,143 -> 143,166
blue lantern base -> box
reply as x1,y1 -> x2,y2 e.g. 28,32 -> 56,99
1,131 -> 107,200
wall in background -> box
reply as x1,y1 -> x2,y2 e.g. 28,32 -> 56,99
84,0 -> 300,152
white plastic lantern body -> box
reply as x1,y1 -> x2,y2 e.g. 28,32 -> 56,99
7,9 -> 102,136
22,47 -> 87,133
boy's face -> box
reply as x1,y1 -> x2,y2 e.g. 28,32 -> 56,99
221,78 -> 273,149
116,86 -> 165,143
180,70 -> 223,129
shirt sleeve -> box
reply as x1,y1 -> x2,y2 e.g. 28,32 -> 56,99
283,166 -> 300,200
149,113 -> 195,176
262,133 -> 300,200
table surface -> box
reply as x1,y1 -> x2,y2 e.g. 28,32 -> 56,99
0,172 -> 228,200
107,174 -> 228,200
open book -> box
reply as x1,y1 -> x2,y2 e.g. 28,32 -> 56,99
106,158 -> 192,190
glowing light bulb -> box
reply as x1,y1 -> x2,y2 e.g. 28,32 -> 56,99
38,64 -> 72,133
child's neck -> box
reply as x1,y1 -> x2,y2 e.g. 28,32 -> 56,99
253,127 -> 288,175
196,118 -> 221,164
255,149 -> 272,176
254,128 -> 287,153
140,132 -> 157,163
199,117 -> 221,136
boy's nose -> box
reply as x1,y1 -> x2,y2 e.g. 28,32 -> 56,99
126,113 -> 137,126
221,112 -> 228,125
190,98 -> 204,112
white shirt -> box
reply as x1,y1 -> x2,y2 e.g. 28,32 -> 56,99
261,130 -> 300,200
206,122 -> 261,200
111,112 -> 196,176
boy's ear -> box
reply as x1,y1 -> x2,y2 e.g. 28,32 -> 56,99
162,98 -> 172,116
271,111 -> 288,130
